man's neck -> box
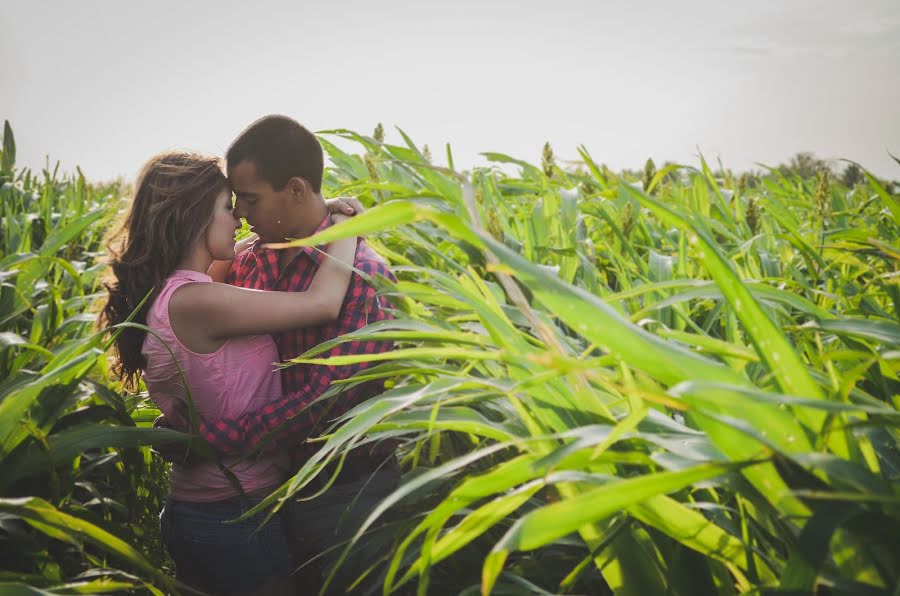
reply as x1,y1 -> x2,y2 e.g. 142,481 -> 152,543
284,194 -> 328,240
276,194 -> 328,267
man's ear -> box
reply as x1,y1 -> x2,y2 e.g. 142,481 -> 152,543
287,177 -> 311,203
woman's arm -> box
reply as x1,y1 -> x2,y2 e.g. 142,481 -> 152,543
170,226 -> 358,342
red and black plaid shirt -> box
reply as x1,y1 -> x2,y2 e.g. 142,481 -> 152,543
196,215 -> 395,454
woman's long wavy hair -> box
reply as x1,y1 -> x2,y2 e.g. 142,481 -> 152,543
99,151 -> 230,390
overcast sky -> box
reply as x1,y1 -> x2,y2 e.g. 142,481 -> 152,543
1,0 -> 898,182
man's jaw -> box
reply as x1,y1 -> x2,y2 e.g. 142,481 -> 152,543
248,226 -> 288,246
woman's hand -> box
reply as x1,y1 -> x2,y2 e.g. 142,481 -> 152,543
325,196 -> 366,217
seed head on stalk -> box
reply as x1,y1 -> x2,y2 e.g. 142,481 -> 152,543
734,173 -> 749,218
473,174 -> 484,205
373,122 -> 385,143
486,206 -> 503,239
814,169 -> 831,224
621,201 -> 635,237
422,144 -> 432,163
579,180 -> 596,197
364,153 -> 379,182
745,196 -> 762,236
542,142 -> 556,178
719,168 -> 729,189
642,158 -> 657,194
737,173 -> 748,199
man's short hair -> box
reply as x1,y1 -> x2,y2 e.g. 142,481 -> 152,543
226,115 -> 324,193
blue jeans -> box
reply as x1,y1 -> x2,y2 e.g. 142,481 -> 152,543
287,460 -> 401,594
160,493 -> 291,595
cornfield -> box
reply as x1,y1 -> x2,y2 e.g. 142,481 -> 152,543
1,119 -> 898,595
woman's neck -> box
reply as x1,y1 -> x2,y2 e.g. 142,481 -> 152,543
176,246 -> 213,275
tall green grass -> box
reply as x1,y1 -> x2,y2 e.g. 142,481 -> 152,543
265,129 -> 899,595
1,119 -> 897,594
0,121 -> 187,595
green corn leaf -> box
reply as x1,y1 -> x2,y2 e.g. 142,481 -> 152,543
625,185 -> 832,435
0,349 -> 103,457
1,425 -> 191,490
38,209 -> 106,257
478,232 -> 747,387
0,497 -> 176,593
482,462 -> 738,593
814,318 -> 900,348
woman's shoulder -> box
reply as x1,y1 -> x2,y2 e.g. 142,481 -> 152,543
158,270 -> 214,299
165,272 -> 222,317
149,270 -> 214,325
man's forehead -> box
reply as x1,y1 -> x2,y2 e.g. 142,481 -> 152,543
227,160 -> 262,189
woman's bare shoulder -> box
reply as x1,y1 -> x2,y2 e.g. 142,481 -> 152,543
168,280 -> 225,316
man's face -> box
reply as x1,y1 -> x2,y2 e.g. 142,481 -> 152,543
228,160 -> 293,243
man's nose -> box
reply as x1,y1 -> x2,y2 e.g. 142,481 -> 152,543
233,202 -> 247,220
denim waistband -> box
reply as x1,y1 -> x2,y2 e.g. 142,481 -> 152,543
167,485 -> 279,510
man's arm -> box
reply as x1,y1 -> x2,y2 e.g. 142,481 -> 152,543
197,259 -> 395,454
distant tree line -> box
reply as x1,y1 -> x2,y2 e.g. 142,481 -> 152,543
605,151 -> 895,192
777,151 -> 866,187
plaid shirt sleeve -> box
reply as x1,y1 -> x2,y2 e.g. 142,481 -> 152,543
224,260 -> 238,286
225,247 -> 257,288
196,258 -> 395,453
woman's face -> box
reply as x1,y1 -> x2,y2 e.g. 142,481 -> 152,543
204,189 -> 240,261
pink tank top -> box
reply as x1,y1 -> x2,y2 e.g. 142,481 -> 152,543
141,270 -> 288,502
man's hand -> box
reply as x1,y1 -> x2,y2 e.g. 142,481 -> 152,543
325,196 -> 366,217
151,414 -> 196,465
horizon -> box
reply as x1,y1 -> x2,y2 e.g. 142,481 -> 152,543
3,119 -> 889,184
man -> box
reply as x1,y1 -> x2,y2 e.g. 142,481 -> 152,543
211,116 -> 394,449
167,114 -> 398,592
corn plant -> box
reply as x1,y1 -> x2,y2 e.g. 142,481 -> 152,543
248,127 -> 900,595
1,118 -> 898,595
0,121 -> 187,595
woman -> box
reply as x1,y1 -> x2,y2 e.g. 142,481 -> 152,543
99,151 -> 357,596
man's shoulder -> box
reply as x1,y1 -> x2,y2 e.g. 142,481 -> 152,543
353,241 -> 396,281
353,240 -> 394,278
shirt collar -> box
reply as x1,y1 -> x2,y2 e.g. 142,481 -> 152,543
298,214 -> 333,266
251,214 -> 333,266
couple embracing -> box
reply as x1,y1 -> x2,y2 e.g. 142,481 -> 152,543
100,115 -> 398,595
